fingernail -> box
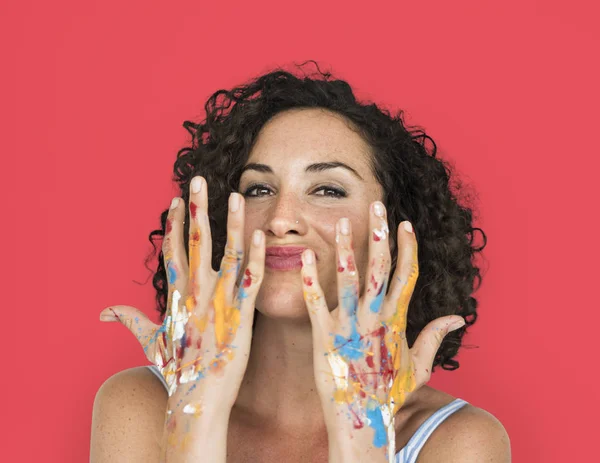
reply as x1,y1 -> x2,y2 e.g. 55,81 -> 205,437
229,193 -> 240,212
373,202 -> 385,217
170,198 -> 179,210
448,318 -> 465,332
99,309 -> 117,322
340,218 -> 350,236
252,229 -> 262,246
304,249 -> 314,265
191,177 -> 202,194
403,221 -> 413,233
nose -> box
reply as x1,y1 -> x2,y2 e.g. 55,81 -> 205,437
265,192 -> 304,238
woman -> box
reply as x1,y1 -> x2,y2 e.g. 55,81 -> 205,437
91,63 -> 511,462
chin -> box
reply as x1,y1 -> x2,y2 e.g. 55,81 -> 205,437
254,279 -> 311,320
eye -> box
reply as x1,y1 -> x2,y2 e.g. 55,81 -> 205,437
242,183 -> 347,198
242,183 -> 273,197
313,186 -> 347,198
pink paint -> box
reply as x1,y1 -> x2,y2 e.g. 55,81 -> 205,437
303,276 -> 313,286
372,231 -> 381,242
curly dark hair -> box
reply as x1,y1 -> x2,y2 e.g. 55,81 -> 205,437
145,61 -> 487,372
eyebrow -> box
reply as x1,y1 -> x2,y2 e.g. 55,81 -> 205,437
240,161 -> 364,181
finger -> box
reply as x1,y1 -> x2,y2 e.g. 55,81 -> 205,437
187,176 -> 214,315
100,305 -> 166,366
335,218 -> 360,329
362,201 -> 392,325
410,316 -> 465,385
383,221 -> 418,326
301,249 -> 330,333
236,229 -> 265,326
164,198 -> 190,306
213,192 -> 245,349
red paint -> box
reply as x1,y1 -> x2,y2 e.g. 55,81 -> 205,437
166,218 -> 173,234
370,274 -> 378,289
350,407 -> 364,429
303,276 -> 313,286
185,325 -> 193,348
372,231 -> 381,241
347,255 -> 356,272
337,264 -> 344,272
243,268 -> 252,288
366,354 -> 375,369
196,337 -> 202,349
191,230 -> 200,243
190,201 -> 198,219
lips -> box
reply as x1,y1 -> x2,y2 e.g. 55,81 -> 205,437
265,246 -> 309,271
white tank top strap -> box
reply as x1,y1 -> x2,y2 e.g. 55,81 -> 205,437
146,364 -> 168,390
395,398 -> 469,462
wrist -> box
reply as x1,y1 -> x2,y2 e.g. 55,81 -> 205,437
326,414 -> 391,463
160,396 -> 231,462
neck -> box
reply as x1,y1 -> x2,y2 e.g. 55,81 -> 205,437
233,312 -> 326,431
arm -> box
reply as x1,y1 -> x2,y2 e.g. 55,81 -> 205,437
159,393 -> 230,462
90,367 -> 231,463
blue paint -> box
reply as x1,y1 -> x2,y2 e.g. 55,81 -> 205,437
366,405 -> 387,448
369,279 -> 387,313
167,262 -> 177,284
181,329 -> 187,349
237,286 -> 248,301
334,319 -> 364,361
342,285 -> 358,317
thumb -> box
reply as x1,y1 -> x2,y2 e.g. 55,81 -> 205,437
99,305 -> 164,364
410,316 -> 465,383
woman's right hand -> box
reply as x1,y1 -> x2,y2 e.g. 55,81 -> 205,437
99,175 -> 265,416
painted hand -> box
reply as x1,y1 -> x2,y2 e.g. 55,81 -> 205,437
300,201 -> 465,457
99,177 -> 265,413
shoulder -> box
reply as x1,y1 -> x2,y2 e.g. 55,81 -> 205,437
417,402 -> 511,462
90,366 -> 168,462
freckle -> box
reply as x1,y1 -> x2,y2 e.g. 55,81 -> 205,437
190,201 -> 198,219
303,276 -> 313,286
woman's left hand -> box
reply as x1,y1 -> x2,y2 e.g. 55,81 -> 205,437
300,201 -> 465,461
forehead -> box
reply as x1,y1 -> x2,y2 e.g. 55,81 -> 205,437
246,108 -> 374,173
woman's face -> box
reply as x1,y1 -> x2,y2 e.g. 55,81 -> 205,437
238,108 -> 384,320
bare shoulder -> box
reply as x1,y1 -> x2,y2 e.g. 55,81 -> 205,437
90,366 -> 168,463
417,401 -> 512,462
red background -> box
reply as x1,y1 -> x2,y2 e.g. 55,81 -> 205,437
2,0 -> 598,461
